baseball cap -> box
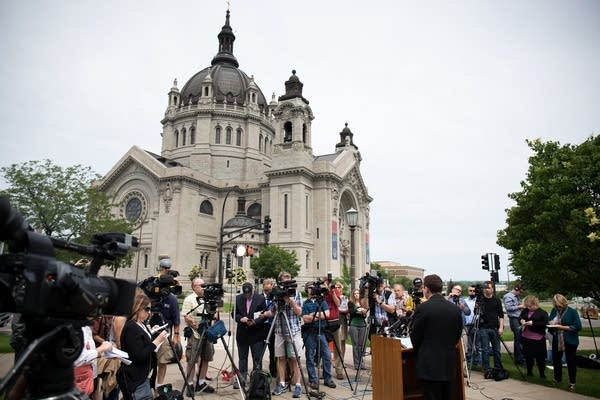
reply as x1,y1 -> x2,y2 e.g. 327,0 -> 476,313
242,282 -> 253,294
159,258 -> 172,269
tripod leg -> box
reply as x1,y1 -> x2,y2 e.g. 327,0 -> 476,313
326,323 -> 354,391
277,309 -> 312,400
352,318 -> 372,395
220,336 -> 246,400
499,336 -> 526,380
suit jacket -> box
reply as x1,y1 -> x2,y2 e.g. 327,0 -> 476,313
234,292 -> 267,344
410,293 -> 463,382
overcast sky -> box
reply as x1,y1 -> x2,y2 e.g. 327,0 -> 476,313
1,1 -> 599,281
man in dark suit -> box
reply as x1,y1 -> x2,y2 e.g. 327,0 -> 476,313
410,274 -> 463,400
234,282 -> 267,388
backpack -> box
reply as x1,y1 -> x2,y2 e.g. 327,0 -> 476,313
246,369 -> 272,400
155,384 -> 183,400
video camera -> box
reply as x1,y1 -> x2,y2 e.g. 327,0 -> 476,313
473,283 -> 485,300
359,270 -> 383,295
268,279 -> 298,302
410,277 -> 423,306
0,196 -> 137,318
139,270 -> 182,301
0,195 -> 138,398
201,282 -> 224,314
307,278 -> 328,299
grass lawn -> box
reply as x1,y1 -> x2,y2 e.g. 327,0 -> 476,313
473,350 -> 600,398
0,333 -> 12,353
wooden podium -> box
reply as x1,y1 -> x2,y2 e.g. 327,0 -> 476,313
371,336 -> 465,400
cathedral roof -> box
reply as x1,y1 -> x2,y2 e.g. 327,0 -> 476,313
179,10 -> 267,107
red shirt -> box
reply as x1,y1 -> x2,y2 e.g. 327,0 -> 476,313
325,287 -> 341,320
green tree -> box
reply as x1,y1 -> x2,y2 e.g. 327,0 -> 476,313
497,136 -> 600,302
250,245 -> 301,279
1,159 -> 132,271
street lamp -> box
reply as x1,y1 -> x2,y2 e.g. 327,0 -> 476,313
346,208 -> 358,292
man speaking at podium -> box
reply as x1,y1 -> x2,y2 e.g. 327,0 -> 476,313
410,275 -> 463,400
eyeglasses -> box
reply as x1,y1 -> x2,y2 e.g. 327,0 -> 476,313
143,306 -> 151,312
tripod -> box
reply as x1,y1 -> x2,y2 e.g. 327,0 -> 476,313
307,295 -> 354,395
257,297 -> 311,400
182,301 -> 245,399
148,305 -> 196,397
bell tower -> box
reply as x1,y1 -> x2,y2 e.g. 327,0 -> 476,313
273,70 -> 314,149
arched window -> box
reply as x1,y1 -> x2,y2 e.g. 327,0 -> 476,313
226,127 -> 232,144
265,137 -> 269,153
182,128 -> 187,146
236,128 -> 242,146
247,202 -> 262,219
173,96 -> 178,106
215,126 -> 221,144
174,129 -> 179,147
190,127 -> 196,144
284,121 -> 292,142
200,200 -> 214,215
303,124 -> 307,143
204,87 -> 209,97
259,134 -> 263,152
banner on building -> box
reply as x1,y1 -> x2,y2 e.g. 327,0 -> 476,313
365,231 -> 370,264
332,220 -> 338,260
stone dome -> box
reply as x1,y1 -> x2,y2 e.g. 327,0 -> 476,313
180,65 -> 267,107
179,10 -> 267,108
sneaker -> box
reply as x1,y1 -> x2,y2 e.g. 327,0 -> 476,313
292,385 -> 302,398
546,365 -> 554,370
569,383 -> 576,392
196,382 -> 215,393
309,381 -> 319,390
324,381 -> 336,388
336,372 -> 344,380
272,383 -> 288,396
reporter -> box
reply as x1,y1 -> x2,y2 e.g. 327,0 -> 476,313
348,289 -> 367,370
519,295 -> 548,378
548,294 -> 581,391
118,289 -> 168,400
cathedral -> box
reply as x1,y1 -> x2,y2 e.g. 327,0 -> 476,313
99,10 -> 372,286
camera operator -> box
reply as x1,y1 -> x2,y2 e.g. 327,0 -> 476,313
181,277 -> 216,394
153,258 -> 181,387
302,283 -> 336,391
360,279 -> 389,335
321,274 -> 345,380
464,285 -> 481,366
233,282 -> 267,389
479,281 -> 504,373
446,285 -> 471,325
272,271 -> 303,397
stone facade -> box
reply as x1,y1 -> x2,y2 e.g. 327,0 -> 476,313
98,11 -> 372,286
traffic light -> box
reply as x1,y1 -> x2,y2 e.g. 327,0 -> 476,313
263,215 -> 271,235
493,254 -> 500,270
225,254 -> 233,278
481,253 -> 490,270
491,271 -> 499,283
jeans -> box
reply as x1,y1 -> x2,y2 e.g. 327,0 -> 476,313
348,325 -> 367,369
508,317 -> 524,364
132,379 -> 152,400
304,332 -> 333,383
479,327 -> 503,370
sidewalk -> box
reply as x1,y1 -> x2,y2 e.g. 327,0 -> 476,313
0,338 -> 597,400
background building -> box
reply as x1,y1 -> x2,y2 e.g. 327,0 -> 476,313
98,11 -> 372,285
375,261 -> 424,282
